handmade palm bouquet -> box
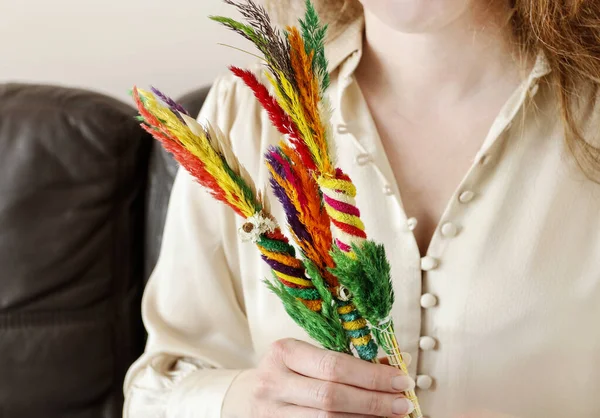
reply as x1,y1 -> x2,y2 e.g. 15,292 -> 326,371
133,1 -> 422,416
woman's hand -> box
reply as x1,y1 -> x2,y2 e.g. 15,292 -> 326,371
222,338 -> 416,418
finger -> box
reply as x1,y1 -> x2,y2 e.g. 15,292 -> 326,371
275,339 -> 414,393
277,371 -> 415,417
272,404 -> 373,418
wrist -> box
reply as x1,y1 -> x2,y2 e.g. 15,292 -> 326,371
222,369 -> 256,418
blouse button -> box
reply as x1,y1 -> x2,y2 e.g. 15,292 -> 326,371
420,293 -> 438,309
458,191 -> 475,203
419,336 -> 437,351
420,256 -> 438,271
336,124 -> 350,134
355,153 -> 372,166
441,222 -> 458,237
479,154 -> 490,165
407,217 -> 418,231
416,375 -> 434,390
383,185 -> 394,196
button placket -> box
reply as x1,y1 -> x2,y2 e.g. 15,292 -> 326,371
415,139 -> 489,391
412,53 -> 548,400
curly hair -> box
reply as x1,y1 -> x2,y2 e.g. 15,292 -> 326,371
265,0 -> 600,180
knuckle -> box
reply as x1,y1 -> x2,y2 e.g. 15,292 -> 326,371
269,339 -> 288,360
366,393 -> 384,416
366,369 -> 380,390
252,372 -> 274,400
318,352 -> 342,381
268,338 -> 295,364
314,382 -> 338,410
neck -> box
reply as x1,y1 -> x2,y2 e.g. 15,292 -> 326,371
356,4 -> 525,107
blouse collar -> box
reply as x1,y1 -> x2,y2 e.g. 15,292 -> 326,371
325,16 -> 555,172
324,14 -> 553,87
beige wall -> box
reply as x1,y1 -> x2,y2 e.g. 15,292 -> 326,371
0,0 -> 256,104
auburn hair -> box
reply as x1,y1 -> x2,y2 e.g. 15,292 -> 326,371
510,0 -> 600,180
265,0 -> 600,181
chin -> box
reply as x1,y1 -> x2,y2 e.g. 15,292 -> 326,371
359,0 -> 472,34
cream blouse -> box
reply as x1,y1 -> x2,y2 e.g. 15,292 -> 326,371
124,17 -> 600,418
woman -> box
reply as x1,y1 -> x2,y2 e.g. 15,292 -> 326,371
124,0 -> 600,417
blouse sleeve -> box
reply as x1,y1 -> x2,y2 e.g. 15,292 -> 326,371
123,75 -> 256,418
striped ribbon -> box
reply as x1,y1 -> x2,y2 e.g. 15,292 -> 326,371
256,229 -> 322,312
336,300 -> 378,360
318,170 -> 367,253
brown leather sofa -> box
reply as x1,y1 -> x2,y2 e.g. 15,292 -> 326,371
0,83 -> 210,418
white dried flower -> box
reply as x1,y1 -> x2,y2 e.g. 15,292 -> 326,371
238,213 -> 277,243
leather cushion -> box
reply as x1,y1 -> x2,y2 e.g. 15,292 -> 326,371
0,84 -> 150,417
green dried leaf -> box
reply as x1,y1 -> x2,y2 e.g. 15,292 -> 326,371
265,276 -> 350,354
329,241 -> 394,325
299,0 -> 330,92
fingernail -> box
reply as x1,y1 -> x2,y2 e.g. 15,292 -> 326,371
392,398 -> 414,416
391,375 -> 415,391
